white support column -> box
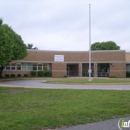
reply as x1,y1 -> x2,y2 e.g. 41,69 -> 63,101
42,64 -> 43,70
37,64 -> 38,71
94,63 -> 97,77
79,63 -> 82,77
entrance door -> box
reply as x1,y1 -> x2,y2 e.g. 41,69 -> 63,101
67,64 -> 78,76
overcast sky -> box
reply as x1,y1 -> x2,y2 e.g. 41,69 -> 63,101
0,0 -> 130,51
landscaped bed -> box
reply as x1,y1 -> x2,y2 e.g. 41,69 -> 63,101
0,87 -> 130,130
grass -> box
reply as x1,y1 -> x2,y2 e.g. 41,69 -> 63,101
46,78 -> 130,84
0,87 -> 130,130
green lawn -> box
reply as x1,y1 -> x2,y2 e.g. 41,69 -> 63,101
0,87 -> 130,130
46,78 -> 130,84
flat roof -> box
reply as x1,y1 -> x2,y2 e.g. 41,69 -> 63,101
27,49 -> 125,53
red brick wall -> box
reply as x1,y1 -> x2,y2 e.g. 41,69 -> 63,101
126,52 -> 130,62
19,50 -> 125,63
52,63 -> 66,77
110,63 -> 126,77
3,50 -> 126,78
3,71 -> 31,77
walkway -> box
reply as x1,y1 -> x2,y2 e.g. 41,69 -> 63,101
59,117 -> 130,130
0,79 -> 130,90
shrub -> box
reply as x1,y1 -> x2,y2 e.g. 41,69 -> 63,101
44,70 -> 51,77
126,71 -> 130,77
11,74 -> 15,77
64,75 -> 67,78
24,74 -> 28,77
5,74 -> 10,77
31,71 -> 37,77
17,74 -> 21,77
38,70 -> 44,77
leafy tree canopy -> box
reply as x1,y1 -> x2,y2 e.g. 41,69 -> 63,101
0,18 -> 27,77
91,41 -> 120,50
26,43 -> 38,49
91,41 -> 120,72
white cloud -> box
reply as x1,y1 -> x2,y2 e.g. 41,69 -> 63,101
0,0 -> 130,51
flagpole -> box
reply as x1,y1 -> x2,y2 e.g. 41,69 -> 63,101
88,4 -> 92,81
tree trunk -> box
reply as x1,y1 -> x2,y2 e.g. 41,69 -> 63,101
0,66 -> 4,78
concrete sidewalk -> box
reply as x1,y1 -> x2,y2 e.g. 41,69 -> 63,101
0,79 -> 130,90
58,117 -> 130,130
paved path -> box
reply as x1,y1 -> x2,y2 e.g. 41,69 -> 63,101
0,79 -> 130,90
59,117 -> 130,130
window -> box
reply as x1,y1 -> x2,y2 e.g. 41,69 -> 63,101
22,63 -> 32,70
33,64 -> 37,70
4,62 -> 51,71
22,63 -> 26,70
11,63 -> 15,70
38,64 -> 42,70
17,64 -> 21,70
43,63 -> 47,70
126,64 -> 130,71
47,63 -> 51,70
6,65 -> 10,70
27,63 -> 32,70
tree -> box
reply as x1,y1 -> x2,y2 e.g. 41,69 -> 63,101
26,43 -> 38,49
13,34 -> 27,60
91,41 -> 120,50
0,18 -> 27,77
91,41 -> 120,72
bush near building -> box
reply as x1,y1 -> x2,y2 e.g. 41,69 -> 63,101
5,74 -> 10,77
31,71 -> 37,77
11,74 -> 15,77
37,70 -> 51,77
17,74 -> 21,77
38,70 -> 44,77
24,74 -> 28,77
44,70 -> 51,77
126,71 -> 130,77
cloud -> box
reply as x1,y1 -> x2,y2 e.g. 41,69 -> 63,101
0,0 -> 130,51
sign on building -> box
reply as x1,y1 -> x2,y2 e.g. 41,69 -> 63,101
54,55 -> 64,62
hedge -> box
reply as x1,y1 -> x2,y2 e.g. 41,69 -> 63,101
31,71 -> 37,77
